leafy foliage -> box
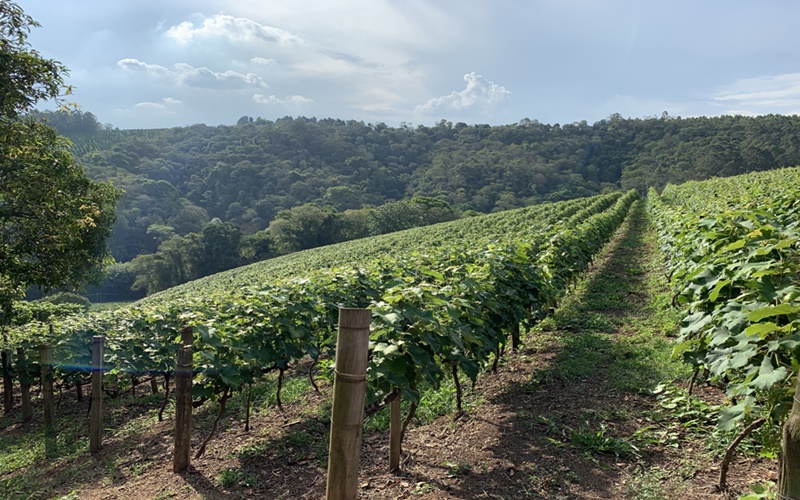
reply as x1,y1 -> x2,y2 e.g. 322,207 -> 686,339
649,167 -> 800,432
38,110 -> 800,292
4,191 -> 637,435
0,1 -> 67,119
0,1 -> 119,323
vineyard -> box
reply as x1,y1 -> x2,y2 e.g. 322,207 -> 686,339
1,190 -> 635,483
4,168 -> 800,497
648,166 -> 800,493
7,191 -> 636,397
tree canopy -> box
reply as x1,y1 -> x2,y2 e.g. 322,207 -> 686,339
0,0 -> 118,322
42,111 -> 800,298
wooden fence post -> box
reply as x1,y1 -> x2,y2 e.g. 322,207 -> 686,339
40,344 -> 54,430
173,326 -> 193,472
90,336 -> 104,453
779,374 -> 800,498
17,347 -> 32,422
389,391 -> 401,472
2,349 -> 13,413
326,308 -> 371,500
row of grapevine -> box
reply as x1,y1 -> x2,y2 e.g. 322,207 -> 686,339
141,191 -> 622,303
648,167 -> 800,488
4,190 -> 637,455
66,129 -> 169,157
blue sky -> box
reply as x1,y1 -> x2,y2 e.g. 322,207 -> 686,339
20,0 -> 800,129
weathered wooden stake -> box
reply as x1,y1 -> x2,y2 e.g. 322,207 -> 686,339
326,308 -> 371,500
173,326 -> 193,473
389,391 -> 402,472
40,344 -> 54,430
17,347 -> 32,422
2,349 -> 13,413
779,374 -> 800,498
90,336 -> 105,453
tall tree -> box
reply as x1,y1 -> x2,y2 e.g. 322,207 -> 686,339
0,0 -> 119,325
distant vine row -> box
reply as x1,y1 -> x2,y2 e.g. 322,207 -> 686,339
5,190 -> 637,453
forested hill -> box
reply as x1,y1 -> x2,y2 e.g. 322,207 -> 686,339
32,111 -> 800,297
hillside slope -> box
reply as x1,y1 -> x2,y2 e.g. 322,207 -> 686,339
0,201 -> 774,499
36,111 -> 800,268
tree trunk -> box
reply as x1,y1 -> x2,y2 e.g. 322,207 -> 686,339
718,417 -> 765,490
158,373 -> 171,422
276,367 -> 284,409
40,344 -> 54,431
452,363 -> 463,412
195,388 -> 230,459
245,384 -> 252,432
510,322 -> 521,351
17,347 -> 31,422
2,349 -> 13,413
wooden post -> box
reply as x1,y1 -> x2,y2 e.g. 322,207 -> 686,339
326,308 -> 371,500
2,349 -> 13,413
389,391 -> 401,472
779,374 -> 800,498
90,336 -> 104,453
17,347 -> 32,422
40,344 -> 54,430
173,326 -> 193,473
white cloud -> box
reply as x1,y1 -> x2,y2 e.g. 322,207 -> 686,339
117,58 -> 171,78
165,14 -> 302,46
251,57 -> 276,65
713,73 -> 800,110
596,80 -> 800,121
252,94 -> 313,106
118,58 -> 267,90
134,97 -> 182,110
417,72 -> 510,114
174,63 -> 268,89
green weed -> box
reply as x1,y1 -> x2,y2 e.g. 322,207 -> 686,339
569,422 -> 640,459
217,467 -> 257,488
443,460 -> 472,477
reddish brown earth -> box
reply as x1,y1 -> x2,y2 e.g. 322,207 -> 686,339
71,341 -> 770,500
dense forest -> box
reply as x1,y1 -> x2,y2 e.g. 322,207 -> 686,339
33,111 -> 800,298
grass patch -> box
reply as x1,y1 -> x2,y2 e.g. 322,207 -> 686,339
443,460 -> 472,477
536,200 -> 690,393
217,467 -> 257,488
364,376 -> 484,434
569,422 -> 640,459
0,363 -> 321,498
0,414 -> 96,497
621,458 -> 702,500
88,301 -> 134,312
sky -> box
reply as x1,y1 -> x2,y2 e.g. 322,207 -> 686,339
18,0 -> 800,130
